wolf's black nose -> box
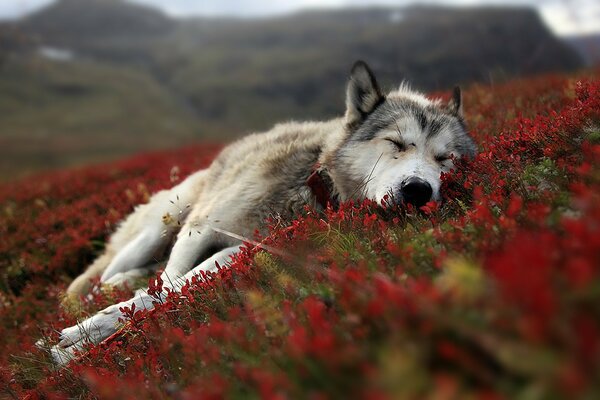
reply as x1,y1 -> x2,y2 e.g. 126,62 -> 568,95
401,177 -> 433,208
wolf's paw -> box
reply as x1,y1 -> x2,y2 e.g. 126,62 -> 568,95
102,269 -> 151,291
50,305 -> 122,366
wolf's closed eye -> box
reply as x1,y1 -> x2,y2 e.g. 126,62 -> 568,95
386,139 -> 406,152
435,154 -> 451,163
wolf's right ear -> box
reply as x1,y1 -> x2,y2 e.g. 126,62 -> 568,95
447,86 -> 464,118
345,61 -> 385,129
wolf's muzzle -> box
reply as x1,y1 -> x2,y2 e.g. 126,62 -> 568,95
401,177 -> 433,208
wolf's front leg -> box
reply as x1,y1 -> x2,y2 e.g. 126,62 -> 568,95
51,243 -> 242,366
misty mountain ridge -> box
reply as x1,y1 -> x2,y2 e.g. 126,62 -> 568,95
565,33 -> 600,66
0,0 -> 588,180
19,0 -> 582,89
24,0 -> 174,38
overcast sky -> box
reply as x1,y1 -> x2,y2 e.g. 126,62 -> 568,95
0,0 -> 598,36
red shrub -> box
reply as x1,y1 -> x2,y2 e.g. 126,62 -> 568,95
1,71 -> 599,399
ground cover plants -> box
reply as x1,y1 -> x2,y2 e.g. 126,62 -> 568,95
0,70 -> 599,399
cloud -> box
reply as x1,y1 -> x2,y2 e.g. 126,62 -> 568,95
130,0 -> 344,17
130,0 -> 600,35
0,0 -> 598,35
539,0 -> 600,35
0,0 -> 53,19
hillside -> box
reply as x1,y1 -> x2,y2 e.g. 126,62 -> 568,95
159,6 -> 582,132
0,70 -> 598,398
23,0 -> 174,38
0,1 -> 585,180
0,56 -> 201,180
566,33 -> 600,66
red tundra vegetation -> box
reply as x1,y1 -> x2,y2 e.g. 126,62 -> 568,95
0,71 -> 599,399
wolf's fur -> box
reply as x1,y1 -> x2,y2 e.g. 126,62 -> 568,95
50,61 -> 476,364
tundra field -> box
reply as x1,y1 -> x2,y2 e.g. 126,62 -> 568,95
0,71 -> 599,399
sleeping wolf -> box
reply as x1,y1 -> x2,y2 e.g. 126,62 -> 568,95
50,61 -> 476,364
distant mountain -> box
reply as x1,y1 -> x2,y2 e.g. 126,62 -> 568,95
0,2 -> 586,179
565,34 -> 600,66
149,6 -> 584,131
20,4 -> 583,89
176,6 -> 581,90
0,23 -> 30,64
23,0 -> 174,39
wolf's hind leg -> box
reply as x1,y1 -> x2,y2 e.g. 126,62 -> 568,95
102,262 -> 163,289
169,245 -> 241,291
51,245 -> 242,366
52,223 -> 221,362
98,225 -> 168,284
99,170 -> 209,284
66,170 -> 208,297
64,249 -> 116,297
64,202 -> 169,299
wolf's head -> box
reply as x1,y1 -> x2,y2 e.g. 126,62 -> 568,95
329,61 -> 477,208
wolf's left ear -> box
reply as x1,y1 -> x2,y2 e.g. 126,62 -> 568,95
345,60 -> 385,128
448,86 -> 464,118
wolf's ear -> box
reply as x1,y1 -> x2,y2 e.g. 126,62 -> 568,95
447,86 -> 464,118
345,60 -> 385,128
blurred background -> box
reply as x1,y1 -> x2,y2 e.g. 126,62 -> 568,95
0,0 -> 598,181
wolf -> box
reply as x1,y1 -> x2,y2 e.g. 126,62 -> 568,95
49,61 -> 476,364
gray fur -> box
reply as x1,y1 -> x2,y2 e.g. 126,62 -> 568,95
351,97 -> 472,153
345,60 -> 385,130
48,61 -> 478,365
